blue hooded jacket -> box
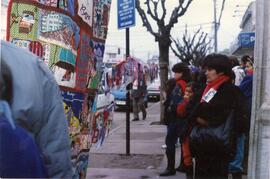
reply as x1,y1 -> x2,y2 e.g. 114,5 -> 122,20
1,40 -> 72,178
239,74 -> 253,118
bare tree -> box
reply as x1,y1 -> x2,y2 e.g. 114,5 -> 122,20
170,28 -> 212,67
136,0 -> 193,123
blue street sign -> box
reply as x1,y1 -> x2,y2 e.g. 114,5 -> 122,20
238,32 -> 255,47
117,0 -> 136,29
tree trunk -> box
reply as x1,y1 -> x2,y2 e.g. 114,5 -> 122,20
158,41 -> 169,123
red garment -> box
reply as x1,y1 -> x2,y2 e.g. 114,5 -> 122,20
200,75 -> 230,103
175,79 -> 188,117
176,79 -> 187,92
182,136 -> 192,166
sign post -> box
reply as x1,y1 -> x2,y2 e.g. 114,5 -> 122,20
117,0 -> 136,156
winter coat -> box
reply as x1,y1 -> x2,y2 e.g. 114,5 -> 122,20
194,82 -> 238,127
1,40 -> 72,178
191,82 -> 249,152
164,79 -> 189,138
170,79 -> 187,119
189,81 -> 249,177
0,113 -> 48,178
239,74 -> 253,121
131,78 -> 147,99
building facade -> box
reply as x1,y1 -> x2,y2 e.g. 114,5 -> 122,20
248,0 -> 270,178
230,2 -> 256,57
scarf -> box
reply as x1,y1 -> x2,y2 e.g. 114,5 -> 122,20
200,75 -> 230,103
176,79 -> 187,94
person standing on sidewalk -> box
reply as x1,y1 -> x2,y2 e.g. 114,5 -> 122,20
190,54 -> 244,178
160,62 -> 191,176
132,70 -> 147,121
1,40 -> 72,178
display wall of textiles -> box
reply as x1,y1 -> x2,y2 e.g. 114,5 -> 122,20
6,1 -> 112,179
114,57 -> 145,88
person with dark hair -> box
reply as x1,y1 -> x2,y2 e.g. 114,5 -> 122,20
0,61 -> 48,178
160,62 -> 191,176
1,40 -> 72,178
237,56 -> 254,175
189,53 -> 248,178
240,55 -> 253,69
131,70 -> 147,121
0,62 -> 13,103
229,56 -> 245,86
227,55 -> 252,178
172,62 -> 192,82
176,81 -> 204,178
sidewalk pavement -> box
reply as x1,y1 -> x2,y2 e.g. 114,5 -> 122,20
87,102 -> 186,179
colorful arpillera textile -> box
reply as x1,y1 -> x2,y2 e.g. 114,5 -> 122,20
6,0 -> 112,178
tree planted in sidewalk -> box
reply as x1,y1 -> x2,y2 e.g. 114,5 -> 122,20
170,28 -> 212,67
136,0 -> 193,122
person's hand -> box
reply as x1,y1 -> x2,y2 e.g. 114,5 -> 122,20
183,93 -> 190,101
196,117 -> 208,126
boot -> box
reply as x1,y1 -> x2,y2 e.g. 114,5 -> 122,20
176,145 -> 185,172
159,169 -> 176,176
143,112 -> 147,120
160,151 -> 176,176
176,162 -> 185,172
132,118 -> 139,121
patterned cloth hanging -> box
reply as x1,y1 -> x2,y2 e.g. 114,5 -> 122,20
6,1 -> 112,178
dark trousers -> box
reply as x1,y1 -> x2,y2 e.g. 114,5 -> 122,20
194,154 -> 229,179
165,121 -> 181,170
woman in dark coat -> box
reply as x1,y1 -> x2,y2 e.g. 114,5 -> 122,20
160,62 -> 191,176
190,54 -> 240,178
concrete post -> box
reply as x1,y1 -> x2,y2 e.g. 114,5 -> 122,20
248,0 -> 270,178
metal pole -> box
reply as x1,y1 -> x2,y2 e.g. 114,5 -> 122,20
213,0 -> 218,53
126,27 -> 130,155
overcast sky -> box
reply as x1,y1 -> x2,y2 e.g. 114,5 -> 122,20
106,0 -> 253,60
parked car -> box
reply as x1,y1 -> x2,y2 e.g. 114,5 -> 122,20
147,78 -> 160,101
96,85 -> 115,112
112,84 -> 148,110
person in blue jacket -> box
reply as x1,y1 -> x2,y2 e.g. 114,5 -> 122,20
0,61 -> 48,178
1,40 -> 72,178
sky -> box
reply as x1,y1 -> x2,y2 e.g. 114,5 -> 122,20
105,0 -> 253,61
0,0 -> 253,62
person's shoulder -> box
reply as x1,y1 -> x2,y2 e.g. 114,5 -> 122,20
219,81 -> 236,93
1,40 -> 37,58
2,40 -> 54,77
176,79 -> 186,88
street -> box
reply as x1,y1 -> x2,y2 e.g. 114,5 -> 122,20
111,101 -> 159,131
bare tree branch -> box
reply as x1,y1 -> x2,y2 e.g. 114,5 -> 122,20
171,28 -> 211,66
167,0 -> 193,31
135,0 -> 193,123
136,0 -> 159,39
160,0 -> 166,21
146,0 -> 159,21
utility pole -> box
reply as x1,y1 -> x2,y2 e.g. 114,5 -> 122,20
213,0 -> 218,53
